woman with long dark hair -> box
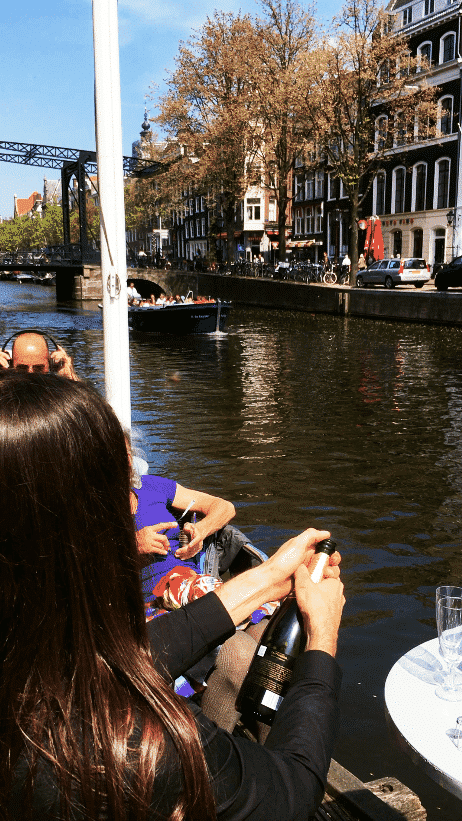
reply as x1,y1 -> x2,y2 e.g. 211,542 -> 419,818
0,372 -> 344,821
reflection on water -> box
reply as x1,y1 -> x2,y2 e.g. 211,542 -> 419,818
2,282 -> 462,817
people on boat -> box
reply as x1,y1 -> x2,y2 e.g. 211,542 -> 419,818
127,281 -> 142,303
0,331 -> 77,379
0,371 -> 345,821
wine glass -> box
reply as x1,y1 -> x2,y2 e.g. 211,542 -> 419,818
435,596 -> 462,701
436,586 -> 462,608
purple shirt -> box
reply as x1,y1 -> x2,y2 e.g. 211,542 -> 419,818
134,475 -> 202,601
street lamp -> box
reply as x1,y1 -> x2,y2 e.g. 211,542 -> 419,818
447,210 -> 455,227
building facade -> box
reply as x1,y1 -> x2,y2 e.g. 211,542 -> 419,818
364,0 -> 462,266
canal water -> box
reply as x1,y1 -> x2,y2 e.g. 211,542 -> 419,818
2,279 -> 462,819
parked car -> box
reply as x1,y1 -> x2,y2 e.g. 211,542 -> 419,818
434,256 -> 462,291
356,258 -> 430,289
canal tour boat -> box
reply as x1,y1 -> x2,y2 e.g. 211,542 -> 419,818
128,297 -> 232,335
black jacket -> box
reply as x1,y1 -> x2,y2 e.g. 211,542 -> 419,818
10,592 -> 341,821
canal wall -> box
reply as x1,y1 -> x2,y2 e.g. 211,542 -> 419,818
189,271 -> 462,327
72,266 -> 462,326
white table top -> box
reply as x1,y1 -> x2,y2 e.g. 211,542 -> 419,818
385,636 -> 462,800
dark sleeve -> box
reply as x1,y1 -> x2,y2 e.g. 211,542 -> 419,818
146,592 -> 235,680
191,650 -> 341,821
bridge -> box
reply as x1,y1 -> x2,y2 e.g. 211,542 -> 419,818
0,140 -> 163,298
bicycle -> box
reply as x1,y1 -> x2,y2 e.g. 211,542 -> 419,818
323,269 -> 337,284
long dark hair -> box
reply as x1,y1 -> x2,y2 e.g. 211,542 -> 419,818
0,373 -> 215,821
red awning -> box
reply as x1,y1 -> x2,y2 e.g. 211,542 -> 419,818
363,217 -> 384,261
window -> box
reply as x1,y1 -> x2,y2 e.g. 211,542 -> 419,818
413,163 -> 427,211
268,199 -> 276,221
295,209 -> 303,234
189,198 -> 194,214
378,60 -> 390,86
246,199 -> 261,220
201,196 -> 206,211
417,42 -> 432,71
294,154 -> 304,168
185,223 -> 189,239
315,171 -> 324,198
376,116 -> 388,150
413,228 -> 423,257
398,52 -> 411,77
424,0 -> 434,13
305,206 -> 313,233
439,96 -> 453,135
328,172 -> 340,200
201,217 -> 206,236
196,219 -> 200,237
315,204 -> 323,233
195,197 -> 200,212
190,221 -> 194,238
295,175 -> 304,201
393,167 -> 406,213
441,33 -> 456,63
435,159 -> 450,209
395,112 -> 407,146
374,171 -> 386,215
305,173 -> 314,199
402,6 -> 412,25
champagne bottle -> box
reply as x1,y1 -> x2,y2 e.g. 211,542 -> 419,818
235,538 -> 336,726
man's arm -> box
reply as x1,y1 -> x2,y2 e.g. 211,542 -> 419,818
171,484 -> 236,560
49,345 -> 79,380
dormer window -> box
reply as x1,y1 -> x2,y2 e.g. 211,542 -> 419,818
402,6 -> 412,25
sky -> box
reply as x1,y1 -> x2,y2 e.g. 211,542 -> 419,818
0,0 -> 341,221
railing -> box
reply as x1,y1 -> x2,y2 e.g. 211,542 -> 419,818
0,245 -> 100,266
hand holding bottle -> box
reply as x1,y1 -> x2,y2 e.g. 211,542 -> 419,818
215,528 -> 341,629
294,565 -> 345,658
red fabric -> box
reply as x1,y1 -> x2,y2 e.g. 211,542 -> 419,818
363,218 -> 384,261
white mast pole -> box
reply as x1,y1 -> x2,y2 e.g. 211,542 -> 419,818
92,0 -> 131,429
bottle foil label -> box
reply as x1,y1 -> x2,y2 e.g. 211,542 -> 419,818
261,690 -> 283,710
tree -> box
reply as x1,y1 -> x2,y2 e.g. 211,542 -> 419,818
41,205 -> 64,246
154,11 -> 257,262
0,206 -> 65,254
247,0 -> 320,261
305,0 -> 437,281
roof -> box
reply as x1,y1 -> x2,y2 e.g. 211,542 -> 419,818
14,191 -> 42,218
